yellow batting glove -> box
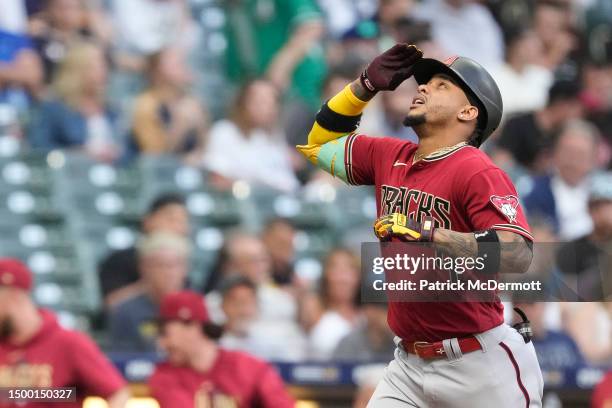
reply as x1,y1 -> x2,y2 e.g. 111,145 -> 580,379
373,213 -> 436,242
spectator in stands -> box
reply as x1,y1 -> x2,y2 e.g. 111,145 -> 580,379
316,0 -> 378,39
28,41 -> 124,162
149,291 -> 295,408
562,302 -> 612,364
29,0 -> 112,83
512,301 -> 584,371
0,28 -> 43,114
533,0 -> 577,74
490,26 -> 555,118
557,172 -> 612,300
205,232 -> 297,324
108,232 -> 190,351
202,79 -> 299,192
262,218 -> 297,287
224,0 -> 326,111
130,47 -> 208,159
219,276 -> 306,361
0,258 -> 130,407
524,120 -> 600,239
377,0 -> 416,34
304,248 -> 361,360
332,303 -> 395,363
110,0 -> 198,56
99,193 -> 188,307
412,0 -> 504,70
378,80 -> 419,142
582,60 -> 612,155
496,80 -> 583,172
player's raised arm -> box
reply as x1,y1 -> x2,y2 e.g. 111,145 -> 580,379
296,44 -> 422,182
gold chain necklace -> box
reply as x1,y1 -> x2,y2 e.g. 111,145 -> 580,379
412,141 -> 468,164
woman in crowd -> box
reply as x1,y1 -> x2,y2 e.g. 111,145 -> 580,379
303,248 -> 362,360
202,79 -> 299,192
130,47 -> 208,159
28,41 -> 123,162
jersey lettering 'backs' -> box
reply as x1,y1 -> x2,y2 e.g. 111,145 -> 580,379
344,134 -> 533,342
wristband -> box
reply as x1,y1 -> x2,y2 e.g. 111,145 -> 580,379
359,68 -> 377,93
420,216 -> 436,242
474,229 -> 500,275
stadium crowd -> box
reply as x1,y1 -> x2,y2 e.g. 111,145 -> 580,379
1,0 -> 612,406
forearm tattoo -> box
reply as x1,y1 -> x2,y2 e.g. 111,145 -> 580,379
434,229 -> 478,259
434,229 -> 533,274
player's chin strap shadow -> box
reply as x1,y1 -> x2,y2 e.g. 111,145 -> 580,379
512,307 -> 533,343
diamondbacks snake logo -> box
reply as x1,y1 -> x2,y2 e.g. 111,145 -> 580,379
490,195 -> 519,223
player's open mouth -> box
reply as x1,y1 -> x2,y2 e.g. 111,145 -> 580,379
410,96 -> 426,109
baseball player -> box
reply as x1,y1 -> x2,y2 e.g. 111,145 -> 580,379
0,258 -> 129,408
149,290 -> 295,408
297,44 -> 543,407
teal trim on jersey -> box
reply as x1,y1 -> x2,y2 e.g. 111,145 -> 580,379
318,135 -> 349,183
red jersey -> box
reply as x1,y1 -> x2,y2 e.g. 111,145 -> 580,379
345,134 -> 533,342
149,349 -> 295,408
0,310 -> 126,408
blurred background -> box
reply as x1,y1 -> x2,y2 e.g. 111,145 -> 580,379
0,0 -> 611,407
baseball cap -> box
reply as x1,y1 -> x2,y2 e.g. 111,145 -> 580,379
159,291 -> 209,323
589,172 -> 612,203
0,258 -> 32,290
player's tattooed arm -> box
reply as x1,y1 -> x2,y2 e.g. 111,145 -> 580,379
497,230 -> 533,274
433,229 -> 478,259
434,229 -> 533,274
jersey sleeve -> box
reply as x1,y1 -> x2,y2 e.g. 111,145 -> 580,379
255,364 -> 296,408
149,367 -> 194,408
345,134 -> 406,186
69,332 -> 127,398
461,168 -> 533,241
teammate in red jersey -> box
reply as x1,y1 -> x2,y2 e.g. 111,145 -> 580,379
149,290 -> 295,408
298,44 -> 543,407
0,258 -> 129,408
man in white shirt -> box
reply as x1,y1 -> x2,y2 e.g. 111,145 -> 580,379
525,120 -> 601,240
490,27 -> 554,118
412,0 -> 504,70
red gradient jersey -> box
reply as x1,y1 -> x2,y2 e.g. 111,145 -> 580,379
149,349 -> 295,408
345,134 -> 533,342
0,310 -> 126,408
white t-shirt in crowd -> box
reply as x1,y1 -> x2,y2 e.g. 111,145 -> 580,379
205,282 -> 297,325
307,311 -> 354,360
413,0 -> 504,70
220,319 -> 307,362
551,174 -> 593,240
490,64 -> 554,118
203,119 -> 299,192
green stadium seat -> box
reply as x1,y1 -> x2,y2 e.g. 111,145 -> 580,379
60,152 -> 143,193
139,156 -> 209,198
186,190 -> 245,228
0,153 -> 55,195
69,220 -> 138,262
0,189 -> 63,221
65,189 -> 144,226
